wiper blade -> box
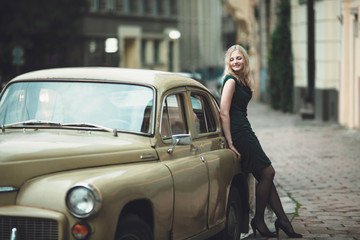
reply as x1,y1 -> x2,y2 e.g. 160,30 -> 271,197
62,123 -> 118,137
1,121 -> 119,137
4,120 -> 61,128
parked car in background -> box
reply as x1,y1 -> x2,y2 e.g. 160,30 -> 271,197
177,71 -> 222,104
177,71 -> 206,85
0,67 -> 249,240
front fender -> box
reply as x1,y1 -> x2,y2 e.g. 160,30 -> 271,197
16,161 -> 173,239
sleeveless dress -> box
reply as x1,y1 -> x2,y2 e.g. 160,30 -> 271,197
221,75 -> 271,173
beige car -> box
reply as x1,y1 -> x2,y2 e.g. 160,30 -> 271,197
0,68 -> 249,240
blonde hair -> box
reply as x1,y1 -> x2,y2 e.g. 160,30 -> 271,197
223,44 -> 253,90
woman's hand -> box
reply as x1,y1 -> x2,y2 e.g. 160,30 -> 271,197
229,144 -> 241,160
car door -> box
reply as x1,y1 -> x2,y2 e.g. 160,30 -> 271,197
188,90 -> 234,228
156,91 -> 209,239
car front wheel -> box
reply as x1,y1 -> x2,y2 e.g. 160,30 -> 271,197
115,214 -> 153,240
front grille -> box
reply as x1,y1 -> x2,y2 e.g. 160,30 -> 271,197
0,216 -> 58,240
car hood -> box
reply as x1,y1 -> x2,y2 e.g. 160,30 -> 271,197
0,130 -> 158,188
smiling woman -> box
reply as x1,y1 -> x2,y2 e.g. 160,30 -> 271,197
220,45 -> 302,238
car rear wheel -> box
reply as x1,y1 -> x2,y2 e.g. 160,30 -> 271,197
222,186 -> 242,240
115,214 -> 153,240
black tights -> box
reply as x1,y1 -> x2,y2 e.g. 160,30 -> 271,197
252,165 -> 295,233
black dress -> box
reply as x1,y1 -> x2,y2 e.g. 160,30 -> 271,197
221,75 -> 271,173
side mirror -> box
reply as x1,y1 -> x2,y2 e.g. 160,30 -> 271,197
167,134 -> 192,154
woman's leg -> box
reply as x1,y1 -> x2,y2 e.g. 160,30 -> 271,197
268,182 -> 298,233
252,165 -> 275,233
254,166 -> 299,234
265,179 -> 286,219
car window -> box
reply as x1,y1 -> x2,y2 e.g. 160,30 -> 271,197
0,81 -> 154,134
161,94 -> 187,143
190,93 -> 216,134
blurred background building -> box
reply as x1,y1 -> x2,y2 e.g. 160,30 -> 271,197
83,0 -> 180,71
257,0 -> 359,129
178,0 -> 224,82
0,0 -> 359,130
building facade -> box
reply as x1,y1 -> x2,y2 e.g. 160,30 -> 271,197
177,0 -> 225,81
291,0 -> 341,122
291,0 -> 360,128
340,0 -> 360,129
83,0 -> 180,72
258,0 -> 359,129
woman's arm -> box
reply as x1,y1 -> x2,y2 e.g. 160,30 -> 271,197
220,79 -> 241,160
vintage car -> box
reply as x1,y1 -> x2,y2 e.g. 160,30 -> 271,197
0,67 -> 249,240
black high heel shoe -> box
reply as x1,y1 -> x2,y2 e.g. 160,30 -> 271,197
275,219 -> 303,238
251,219 -> 277,238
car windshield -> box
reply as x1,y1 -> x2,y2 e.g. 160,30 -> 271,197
0,81 -> 154,134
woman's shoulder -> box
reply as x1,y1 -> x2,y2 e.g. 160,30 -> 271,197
224,74 -> 249,89
221,75 -> 238,95
224,74 -> 237,81
223,75 -> 237,85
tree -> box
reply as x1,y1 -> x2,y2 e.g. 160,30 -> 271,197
0,0 -> 89,84
267,0 -> 293,112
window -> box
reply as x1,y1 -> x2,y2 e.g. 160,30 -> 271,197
130,0 -> 138,13
190,93 -> 216,134
90,0 -> 99,12
354,13 -> 358,38
161,94 -> 187,143
115,0 -> 136,13
141,39 -> 147,65
154,0 -> 161,15
98,0 -> 106,10
106,0 -> 115,10
153,40 -> 160,64
123,0 -> 130,13
169,0 -> 177,15
143,0 -> 151,14
139,0 -> 146,14
0,81 -> 154,134
115,0 -> 122,11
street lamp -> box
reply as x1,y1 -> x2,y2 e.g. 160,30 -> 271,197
105,38 -> 118,53
168,30 -> 181,40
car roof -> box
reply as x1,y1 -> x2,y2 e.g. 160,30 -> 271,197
10,67 -> 207,92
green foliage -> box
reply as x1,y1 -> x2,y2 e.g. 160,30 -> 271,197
0,0 -> 89,81
287,192 -> 302,217
267,0 -> 294,112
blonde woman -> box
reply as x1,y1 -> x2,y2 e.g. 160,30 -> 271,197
220,45 -> 302,238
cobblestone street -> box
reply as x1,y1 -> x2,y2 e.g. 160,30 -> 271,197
242,101 -> 360,240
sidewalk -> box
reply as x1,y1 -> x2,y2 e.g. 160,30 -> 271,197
241,101 -> 360,239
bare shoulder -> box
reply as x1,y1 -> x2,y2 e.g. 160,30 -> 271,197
223,78 -> 236,92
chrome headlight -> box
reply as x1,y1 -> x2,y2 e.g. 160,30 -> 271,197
65,183 -> 102,219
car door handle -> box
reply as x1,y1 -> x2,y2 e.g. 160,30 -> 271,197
200,156 -> 205,163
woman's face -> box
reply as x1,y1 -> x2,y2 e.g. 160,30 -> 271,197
229,50 -> 244,73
